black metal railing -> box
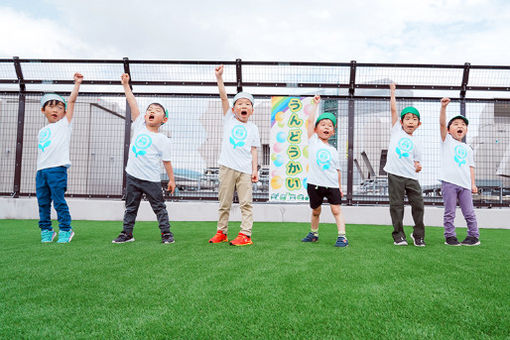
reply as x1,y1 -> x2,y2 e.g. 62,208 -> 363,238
0,57 -> 509,207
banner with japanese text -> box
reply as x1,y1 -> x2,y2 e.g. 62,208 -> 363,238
269,96 -> 314,202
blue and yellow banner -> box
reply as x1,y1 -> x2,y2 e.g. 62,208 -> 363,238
269,96 -> 314,202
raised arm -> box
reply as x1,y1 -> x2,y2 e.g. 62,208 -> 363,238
66,72 -> 83,122
215,65 -> 230,115
390,83 -> 398,126
439,97 -> 450,141
307,95 -> 320,138
121,73 -> 140,121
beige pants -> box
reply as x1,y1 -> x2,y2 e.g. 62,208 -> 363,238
217,165 -> 253,236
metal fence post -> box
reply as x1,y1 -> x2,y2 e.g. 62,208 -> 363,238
236,58 -> 243,93
12,56 -> 26,198
460,62 -> 470,144
122,57 -> 132,198
346,60 -> 357,205
460,62 -> 470,116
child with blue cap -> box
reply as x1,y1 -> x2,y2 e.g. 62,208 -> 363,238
37,73 -> 83,243
384,83 -> 425,247
208,65 -> 261,246
301,95 -> 348,247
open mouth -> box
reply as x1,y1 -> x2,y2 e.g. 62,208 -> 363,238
51,114 -> 58,119
240,110 -> 247,116
457,129 -> 463,134
148,114 -> 155,121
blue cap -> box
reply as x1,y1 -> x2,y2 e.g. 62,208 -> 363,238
41,93 -> 67,109
233,92 -> 254,105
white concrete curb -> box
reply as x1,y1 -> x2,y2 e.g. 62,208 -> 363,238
1,197 -> 509,229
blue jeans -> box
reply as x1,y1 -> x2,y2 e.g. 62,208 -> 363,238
36,166 -> 71,231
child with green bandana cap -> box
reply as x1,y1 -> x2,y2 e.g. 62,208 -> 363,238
439,97 -> 480,246
301,95 -> 348,247
384,83 -> 425,247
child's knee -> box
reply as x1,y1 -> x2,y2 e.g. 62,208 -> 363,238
312,206 -> 321,216
330,205 -> 342,216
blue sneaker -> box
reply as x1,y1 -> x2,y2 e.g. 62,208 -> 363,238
301,232 -> 318,242
57,230 -> 75,243
335,236 -> 349,247
41,230 -> 56,243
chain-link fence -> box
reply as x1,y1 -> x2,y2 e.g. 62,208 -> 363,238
1,58 -> 509,206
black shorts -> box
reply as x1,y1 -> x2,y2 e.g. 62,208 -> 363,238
307,184 -> 342,209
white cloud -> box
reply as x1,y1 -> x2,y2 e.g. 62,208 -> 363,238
0,6 -> 119,58
0,0 -> 509,64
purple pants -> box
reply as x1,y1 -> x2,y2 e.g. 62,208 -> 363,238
441,181 -> 479,238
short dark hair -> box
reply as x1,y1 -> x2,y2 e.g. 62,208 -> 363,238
42,99 -> 66,110
146,103 -> 167,117
447,115 -> 469,129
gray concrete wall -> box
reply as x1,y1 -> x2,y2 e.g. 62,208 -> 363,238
1,197 -> 509,229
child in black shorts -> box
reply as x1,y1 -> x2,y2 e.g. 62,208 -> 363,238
301,95 -> 348,247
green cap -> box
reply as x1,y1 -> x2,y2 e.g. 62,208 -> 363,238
400,106 -> 420,120
315,112 -> 337,127
447,115 -> 469,129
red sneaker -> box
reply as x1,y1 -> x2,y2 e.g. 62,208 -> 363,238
229,233 -> 253,246
209,230 -> 228,243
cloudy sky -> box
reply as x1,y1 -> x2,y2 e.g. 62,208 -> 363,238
1,0 -> 510,65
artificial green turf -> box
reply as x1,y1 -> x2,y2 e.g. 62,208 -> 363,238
0,219 -> 509,339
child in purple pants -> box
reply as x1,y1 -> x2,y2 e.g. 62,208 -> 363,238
438,98 -> 480,246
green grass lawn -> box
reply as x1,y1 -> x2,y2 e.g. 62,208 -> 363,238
1,220 -> 509,339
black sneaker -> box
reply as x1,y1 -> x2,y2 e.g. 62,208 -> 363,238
112,232 -> 134,244
393,236 -> 408,246
445,236 -> 461,246
410,234 -> 425,247
161,232 -> 175,244
461,236 -> 480,246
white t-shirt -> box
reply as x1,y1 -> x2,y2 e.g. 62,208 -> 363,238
383,122 -> 422,180
37,118 -> 72,171
125,115 -> 172,182
218,111 -> 261,174
307,134 -> 341,188
439,134 -> 475,190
